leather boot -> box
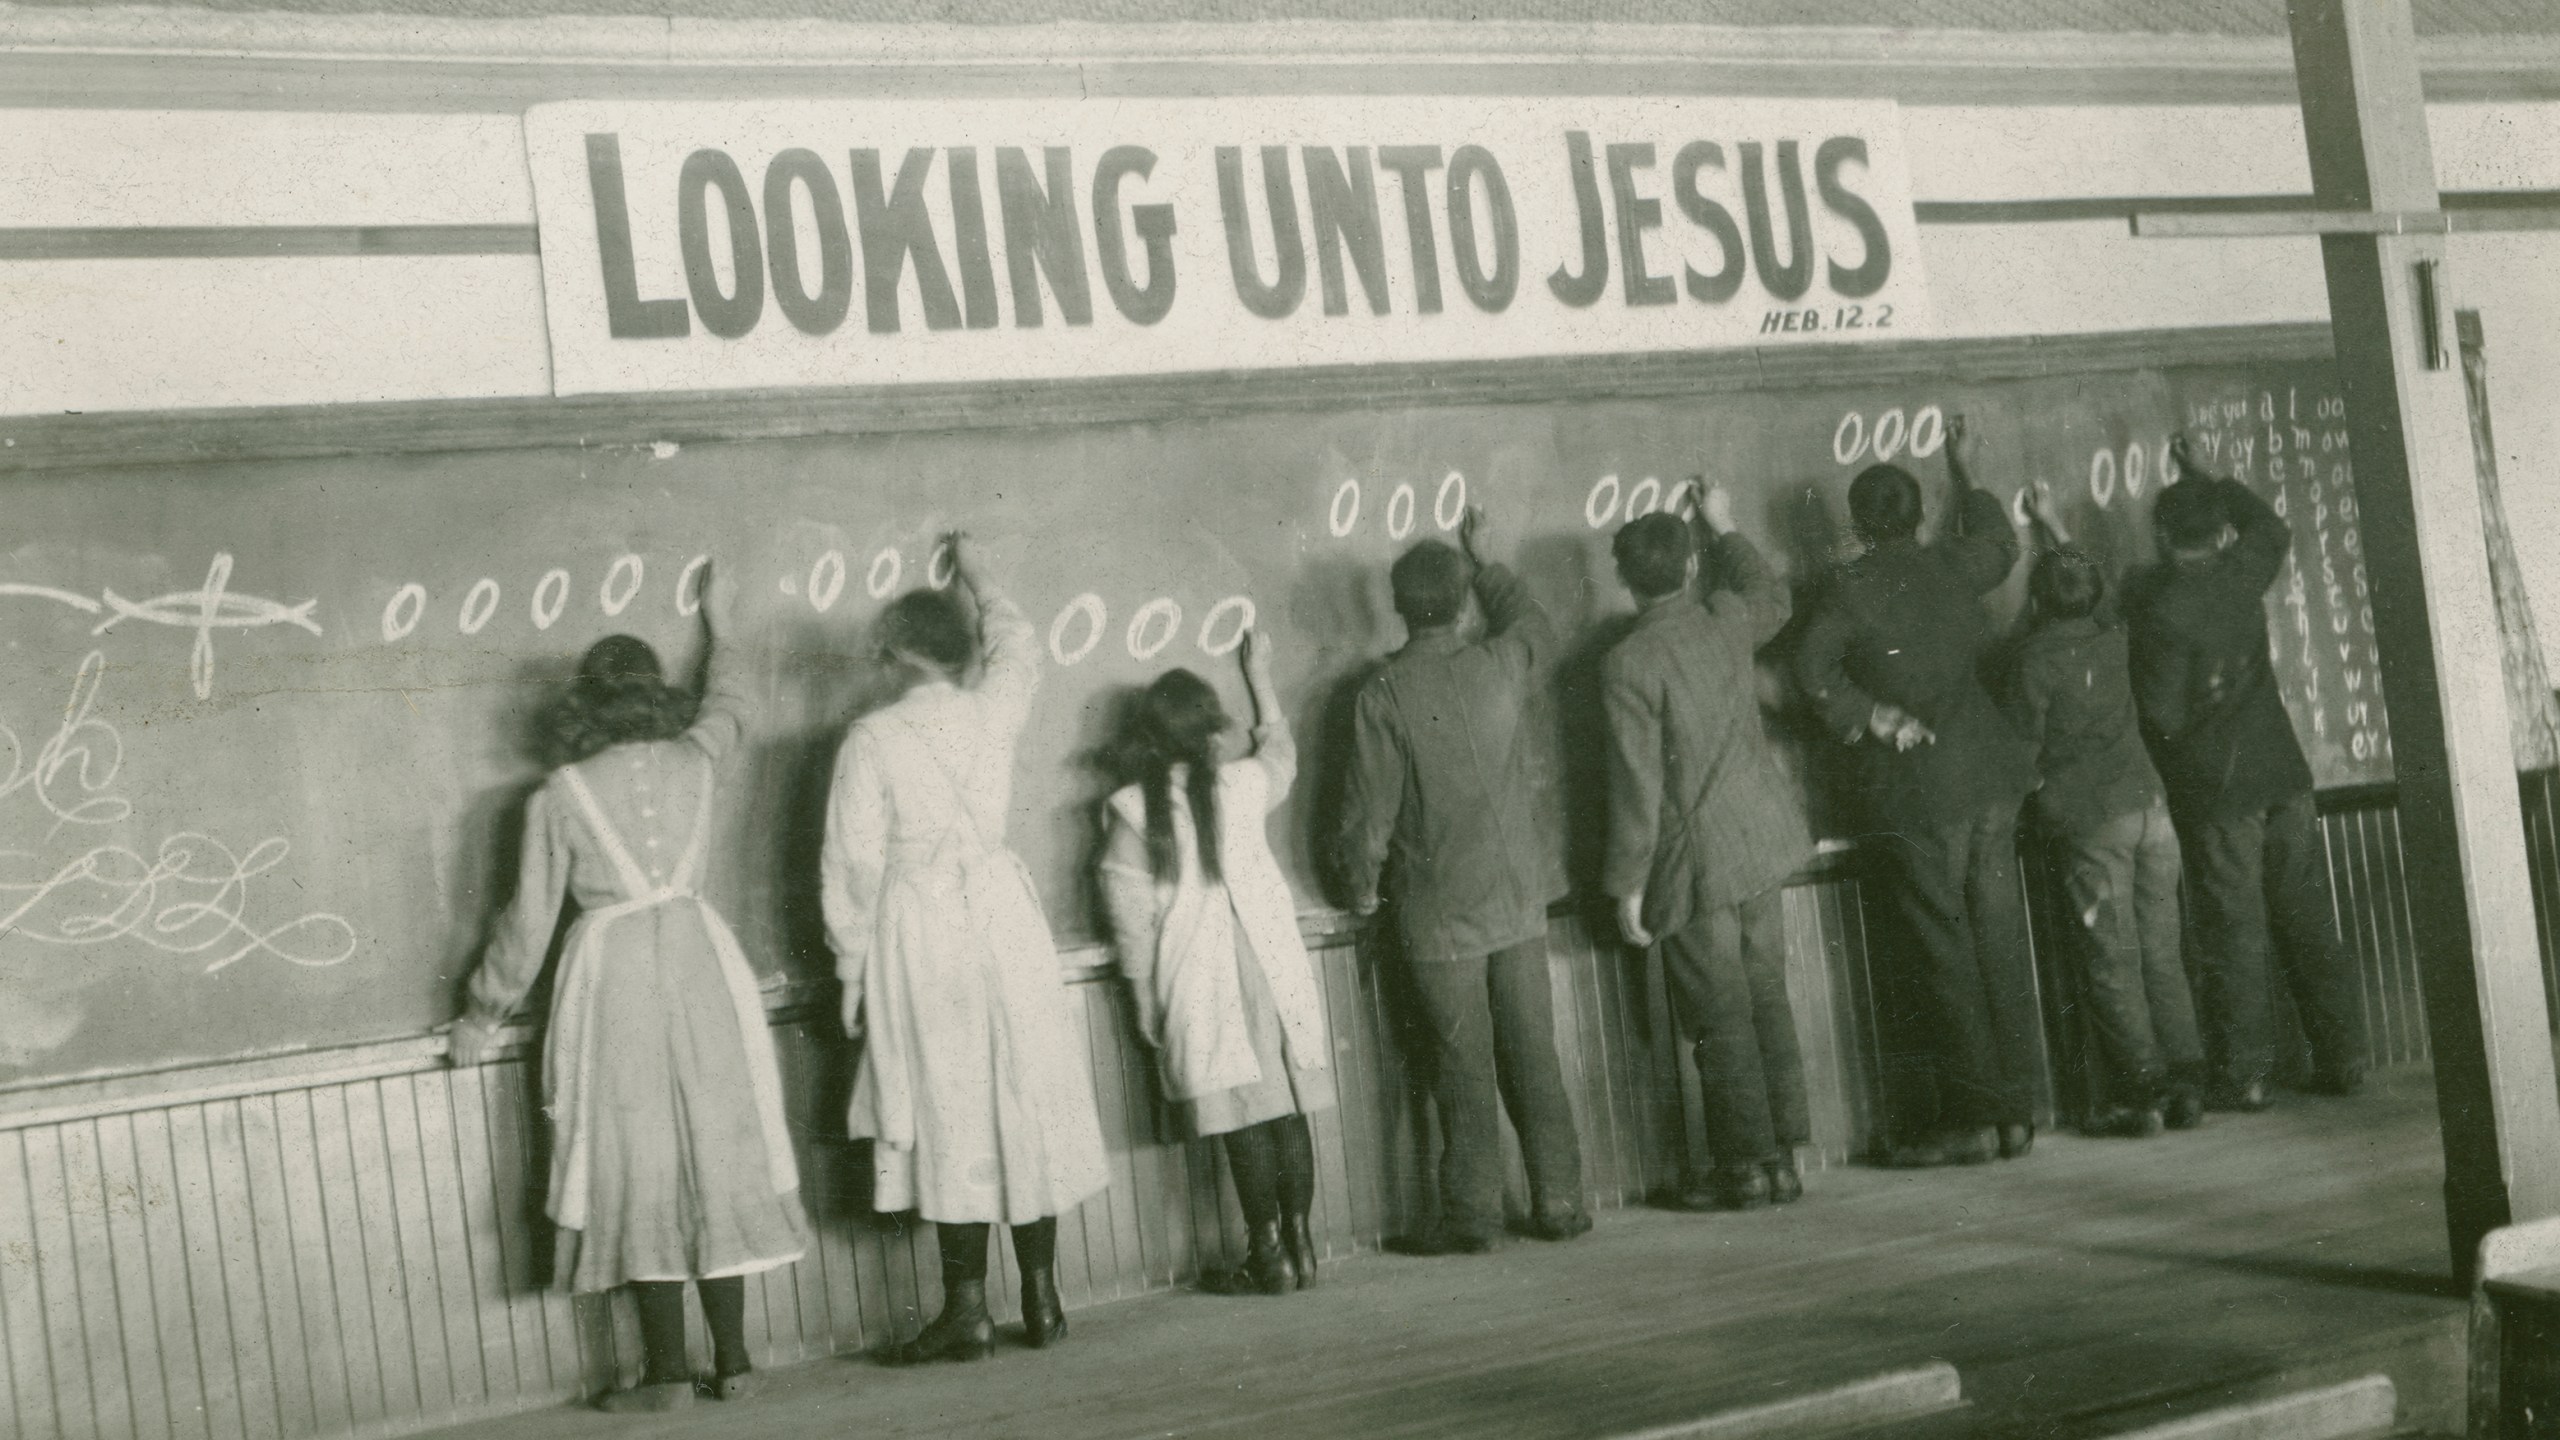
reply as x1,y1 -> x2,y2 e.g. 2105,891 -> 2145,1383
1764,1157 -> 1803,1205
1020,1266 -> 1067,1349
1203,1221 -> 1294,1296
884,1280 -> 995,1365
1281,1213 -> 1319,1290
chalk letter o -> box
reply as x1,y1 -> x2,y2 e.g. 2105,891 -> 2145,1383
1387,483 -> 1417,540
1625,475 -> 1663,520
1585,474 -> 1622,530
1833,412 -> 1867,466
808,550 -> 846,613
676,555 -> 709,616
1329,479 -> 1362,538
601,555 -> 645,616
532,569 -> 571,630
2088,449 -> 2117,509
866,548 -> 903,599
1051,593 -> 1106,666
382,584 -> 425,642
928,542 -> 956,589
1127,598 -> 1182,660
1872,409 -> 1907,462
459,578 -> 501,636
1199,596 -> 1256,657
1909,406 -> 1945,459
2124,443 -> 2148,499
1435,471 -> 1467,531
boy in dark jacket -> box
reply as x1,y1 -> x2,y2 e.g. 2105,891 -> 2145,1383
1794,415 -> 2042,1167
1604,482 -> 1815,1210
2009,510 -> 2206,1136
2124,440 -> 2368,1110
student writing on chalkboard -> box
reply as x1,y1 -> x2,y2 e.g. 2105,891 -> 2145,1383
1337,508 -> 1591,1253
1602,483 -> 1816,1212
1793,415 -> 2043,1169
447,564 -> 810,1413
2006,493 -> 2207,1139
820,534 -> 1112,1365
2123,440 -> 2369,1112
1098,629 -> 1336,1295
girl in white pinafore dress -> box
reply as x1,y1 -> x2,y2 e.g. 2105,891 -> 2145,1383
451,570 -> 806,1413
1100,631 -> 1336,1295
821,537 -> 1110,1365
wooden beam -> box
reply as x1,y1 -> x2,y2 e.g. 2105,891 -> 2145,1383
2133,208 -> 2560,237
2288,0 -> 2560,1282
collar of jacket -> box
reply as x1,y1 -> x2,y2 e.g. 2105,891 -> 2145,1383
1400,626 -> 1466,658
1632,592 -> 1692,630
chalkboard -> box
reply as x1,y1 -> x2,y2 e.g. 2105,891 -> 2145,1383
0,349 -> 2383,1083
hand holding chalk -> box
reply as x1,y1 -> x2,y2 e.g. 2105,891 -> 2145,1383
1241,625 -> 1273,682
940,531 -> 974,593
700,560 -> 737,636
1701,480 -> 1738,538
2167,433 -> 2199,483
1458,505 -> 1491,565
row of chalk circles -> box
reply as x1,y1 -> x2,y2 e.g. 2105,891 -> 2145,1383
377,547 -> 1262,669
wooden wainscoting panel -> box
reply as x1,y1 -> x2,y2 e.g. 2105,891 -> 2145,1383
0,1128 -> 55,1440
128,1107 -> 219,1440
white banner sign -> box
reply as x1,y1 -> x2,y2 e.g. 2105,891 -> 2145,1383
522,97 -> 1934,397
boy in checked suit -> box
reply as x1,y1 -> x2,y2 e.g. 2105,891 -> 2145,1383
1604,483 -> 1815,1211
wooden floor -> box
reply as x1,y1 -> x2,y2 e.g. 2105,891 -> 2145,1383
419,1069 -> 2466,1440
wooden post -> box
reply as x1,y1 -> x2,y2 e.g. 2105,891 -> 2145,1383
2287,0 -> 2560,1279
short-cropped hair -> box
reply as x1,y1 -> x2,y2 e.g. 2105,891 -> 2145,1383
2031,547 -> 2106,621
1391,540 -> 1470,629
1848,464 -> 1924,544
1613,513 -> 1693,601
880,588 -> 975,673
2153,481 -> 2228,553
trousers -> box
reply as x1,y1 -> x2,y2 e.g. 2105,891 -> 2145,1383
2175,791 -> 2367,1086
2053,800 -> 2205,1106
1661,888 -> 1810,1169
1870,798 -> 2043,1133
1404,938 -> 1585,1238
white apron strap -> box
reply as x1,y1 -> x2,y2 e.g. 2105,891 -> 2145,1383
558,765 -> 657,900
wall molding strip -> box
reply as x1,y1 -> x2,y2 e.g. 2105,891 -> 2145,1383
0,322 -> 2336,473
0,11 -> 2556,110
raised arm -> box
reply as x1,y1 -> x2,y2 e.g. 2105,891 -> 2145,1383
820,726 -> 891,1039
948,534 -> 1042,731
683,563 -> 751,767
1462,508 -> 1558,674
1695,482 -> 1790,645
449,786 -> 571,1064
1097,808 -> 1168,1046
1241,628 -> 1296,809
1335,682 -> 1402,916
1941,414 -> 2022,596
2167,435 -> 2293,595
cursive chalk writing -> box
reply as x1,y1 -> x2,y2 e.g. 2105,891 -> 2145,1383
0,651 -> 131,836
0,651 -> 358,973
0,836 -> 358,972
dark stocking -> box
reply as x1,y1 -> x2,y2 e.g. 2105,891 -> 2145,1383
1271,1115 -> 1316,1223
628,1281 -> 689,1386
698,1276 -> 749,1379
1222,1122 -> 1282,1228
1010,1216 -> 1057,1272
936,1220 -> 992,1283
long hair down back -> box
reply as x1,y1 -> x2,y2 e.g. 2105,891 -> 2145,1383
1128,669 -> 1231,884
545,634 -> 697,765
